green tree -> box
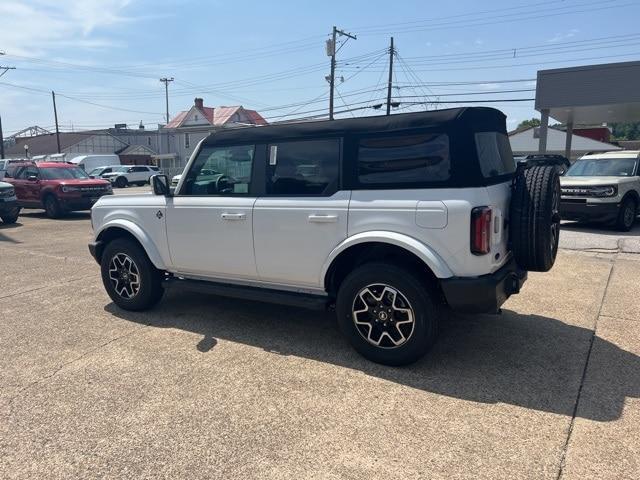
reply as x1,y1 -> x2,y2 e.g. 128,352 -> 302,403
517,118 -> 541,130
610,122 -> 640,141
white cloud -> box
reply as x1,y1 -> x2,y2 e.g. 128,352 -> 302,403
548,28 -> 579,43
0,0 -> 137,56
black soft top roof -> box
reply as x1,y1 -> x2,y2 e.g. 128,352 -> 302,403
202,107 -> 507,145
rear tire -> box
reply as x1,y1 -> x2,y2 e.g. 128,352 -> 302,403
101,238 -> 164,311
44,195 -> 63,219
1,206 -> 20,224
510,165 -> 561,272
115,177 -> 128,188
615,197 -> 636,232
336,262 -> 439,366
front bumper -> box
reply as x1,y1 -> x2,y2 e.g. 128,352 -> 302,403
88,240 -> 103,263
0,195 -> 19,214
59,192 -> 112,211
440,258 -> 527,314
560,199 -> 620,223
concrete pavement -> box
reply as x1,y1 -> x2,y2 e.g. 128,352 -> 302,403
1,211 -> 639,479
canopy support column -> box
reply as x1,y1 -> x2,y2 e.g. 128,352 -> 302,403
564,121 -> 574,161
538,109 -> 549,153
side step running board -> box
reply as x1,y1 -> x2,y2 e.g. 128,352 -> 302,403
163,277 -> 331,311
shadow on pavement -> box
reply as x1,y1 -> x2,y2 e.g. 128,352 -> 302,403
19,211 -> 91,221
0,221 -> 23,243
105,290 -> 640,422
561,220 -> 640,236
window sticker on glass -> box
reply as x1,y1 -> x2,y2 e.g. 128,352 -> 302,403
269,145 -> 278,165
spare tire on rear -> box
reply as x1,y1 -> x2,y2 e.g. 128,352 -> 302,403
509,165 -> 561,272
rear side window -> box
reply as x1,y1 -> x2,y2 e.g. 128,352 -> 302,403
475,132 -> 515,178
357,133 -> 450,185
267,139 -> 340,196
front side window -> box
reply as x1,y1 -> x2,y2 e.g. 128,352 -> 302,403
475,132 -> 515,178
358,133 -> 450,185
566,158 -> 637,177
132,166 -> 148,172
182,145 -> 254,196
17,166 -> 38,179
40,167 -> 89,180
267,139 -> 340,195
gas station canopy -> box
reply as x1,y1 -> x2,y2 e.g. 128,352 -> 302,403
535,60 -> 640,156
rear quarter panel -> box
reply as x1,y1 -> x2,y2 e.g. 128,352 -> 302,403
348,183 -> 511,277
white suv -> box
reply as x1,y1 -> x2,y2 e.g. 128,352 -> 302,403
89,108 -> 560,365
560,150 -> 640,231
102,165 -> 160,188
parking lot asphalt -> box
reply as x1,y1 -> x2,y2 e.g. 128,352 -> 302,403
1,208 -> 639,479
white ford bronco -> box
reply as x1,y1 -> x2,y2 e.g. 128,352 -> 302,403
89,108 -> 560,365
560,150 -> 640,231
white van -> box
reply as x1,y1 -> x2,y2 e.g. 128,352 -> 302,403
70,154 -> 121,173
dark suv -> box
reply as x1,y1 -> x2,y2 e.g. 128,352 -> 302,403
5,161 -> 113,218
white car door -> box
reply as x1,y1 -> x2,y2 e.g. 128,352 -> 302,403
253,138 -> 348,289
165,144 -> 258,280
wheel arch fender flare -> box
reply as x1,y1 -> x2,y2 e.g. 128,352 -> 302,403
321,231 -> 454,286
95,219 -> 166,270
621,189 -> 640,205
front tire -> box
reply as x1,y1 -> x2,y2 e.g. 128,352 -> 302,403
101,238 -> 164,311
44,195 -> 63,219
1,206 -> 20,224
616,197 -> 636,231
336,262 -> 439,366
115,177 -> 128,188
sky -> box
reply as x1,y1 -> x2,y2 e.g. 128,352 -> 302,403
1,0 -> 640,137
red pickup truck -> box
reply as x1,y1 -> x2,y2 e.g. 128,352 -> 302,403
4,161 -> 113,218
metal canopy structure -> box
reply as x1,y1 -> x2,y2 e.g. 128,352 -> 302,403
535,60 -> 640,158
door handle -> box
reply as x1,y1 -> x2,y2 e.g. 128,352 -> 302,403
308,214 -> 338,223
221,213 -> 246,220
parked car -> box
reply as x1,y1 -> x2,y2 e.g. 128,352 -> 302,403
89,108 -> 560,366
4,161 -> 112,218
88,165 -> 123,179
70,154 -> 120,172
515,154 -> 571,175
0,180 -> 20,224
560,150 -> 640,231
102,165 -> 160,188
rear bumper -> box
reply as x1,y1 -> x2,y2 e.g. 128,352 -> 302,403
560,199 -> 619,223
440,258 -> 527,314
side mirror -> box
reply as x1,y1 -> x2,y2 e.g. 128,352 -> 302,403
151,174 -> 171,196
27,175 -> 38,182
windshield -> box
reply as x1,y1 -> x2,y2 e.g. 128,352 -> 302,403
566,158 -> 637,177
40,167 -> 90,180
110,166 -> 128,173
88,168 -> 104,176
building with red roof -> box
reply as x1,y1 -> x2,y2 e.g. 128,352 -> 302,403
157,98 -> 267,173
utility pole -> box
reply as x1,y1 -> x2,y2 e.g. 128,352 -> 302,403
327,26 -> 356,120
0,114 -> 5,159
159,77 -> 174,124
51,91 -> 61,154
386,37 -> 395,116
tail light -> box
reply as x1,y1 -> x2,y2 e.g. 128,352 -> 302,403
471,207 -> 492,255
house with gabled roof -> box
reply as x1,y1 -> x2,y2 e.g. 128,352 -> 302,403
159,98 -> 267,171
509,125 -> 620,160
